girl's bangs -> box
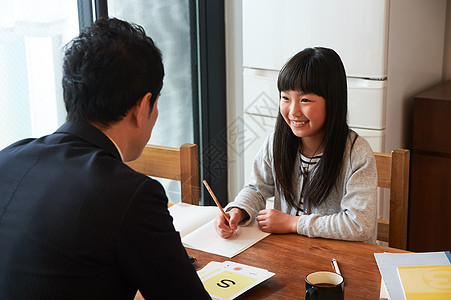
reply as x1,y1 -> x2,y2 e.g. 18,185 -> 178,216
277,52 -> 327,97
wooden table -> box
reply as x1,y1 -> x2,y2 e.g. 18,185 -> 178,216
186,234 -> 407,300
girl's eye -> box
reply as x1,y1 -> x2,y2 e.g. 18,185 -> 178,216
281,96 -> 289,101
301,98 -> 311,102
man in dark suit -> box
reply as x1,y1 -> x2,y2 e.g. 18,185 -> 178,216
0,17 -> 210,299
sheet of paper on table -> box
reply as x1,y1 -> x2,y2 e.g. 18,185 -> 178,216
197,260 -> 275,300
374,251 -> 451,300
169,203 -> 270,258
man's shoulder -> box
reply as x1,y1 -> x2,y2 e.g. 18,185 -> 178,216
1,137 -> 36,153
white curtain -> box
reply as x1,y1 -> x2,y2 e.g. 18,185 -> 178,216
0,0 -> 76,41
0,0 -> 78,149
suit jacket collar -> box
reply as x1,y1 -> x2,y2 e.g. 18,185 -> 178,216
55,121 -> 122,161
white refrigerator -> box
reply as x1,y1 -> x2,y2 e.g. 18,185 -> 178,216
241,0 -> 446,218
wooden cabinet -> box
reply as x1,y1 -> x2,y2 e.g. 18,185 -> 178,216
408,80 -> 451,251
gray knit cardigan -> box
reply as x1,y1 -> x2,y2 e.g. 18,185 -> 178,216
226,130 -> 377,243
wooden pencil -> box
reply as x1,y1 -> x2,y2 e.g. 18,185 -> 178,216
202,180 -> 230,223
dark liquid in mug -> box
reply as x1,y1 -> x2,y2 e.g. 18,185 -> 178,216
315,283 -> 337,288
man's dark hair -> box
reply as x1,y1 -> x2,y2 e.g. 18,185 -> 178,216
62,17 -> 164,126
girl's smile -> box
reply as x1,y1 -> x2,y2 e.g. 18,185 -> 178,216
289,119 -> 308,127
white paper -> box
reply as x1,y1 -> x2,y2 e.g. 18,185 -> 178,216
379,278 -> 390,300
169,202 -> 271,258
182,219 -> 270,258
374,251 -> 451,300
197,261 -> 275,300
197,261 -> 225,281
169,202 -> 219,238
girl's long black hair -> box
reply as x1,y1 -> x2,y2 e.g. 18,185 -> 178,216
274,47 -> 350,209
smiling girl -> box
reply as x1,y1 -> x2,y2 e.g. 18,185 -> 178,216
215,47 -> 378,243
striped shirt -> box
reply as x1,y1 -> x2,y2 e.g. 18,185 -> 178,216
298,152 -> 322,214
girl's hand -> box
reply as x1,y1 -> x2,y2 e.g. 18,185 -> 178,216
256,209 -> 299,233
214,207 -> 248,239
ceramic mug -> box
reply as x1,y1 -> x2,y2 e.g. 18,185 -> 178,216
305,271 -> 344,300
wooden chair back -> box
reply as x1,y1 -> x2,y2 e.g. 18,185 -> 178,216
374,149 -> 410,249
126,143 -> 199,205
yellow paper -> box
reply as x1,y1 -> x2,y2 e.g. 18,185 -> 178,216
397,265 -> 451,300
203,270 -> 259,299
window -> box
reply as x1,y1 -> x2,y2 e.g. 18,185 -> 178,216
107,0 -> 198,202
0,0 -> 79,149
107,0 -> 228,205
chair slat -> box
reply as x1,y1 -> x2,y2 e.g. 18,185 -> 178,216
375,149 -> 410,249
126,143 -> 199,205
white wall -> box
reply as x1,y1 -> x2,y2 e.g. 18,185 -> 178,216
225,0 -> 244,201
